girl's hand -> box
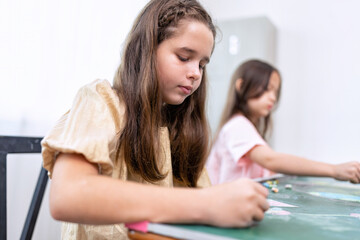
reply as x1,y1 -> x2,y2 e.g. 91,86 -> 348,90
333,161 -> 360,183
201,178 -> 269,227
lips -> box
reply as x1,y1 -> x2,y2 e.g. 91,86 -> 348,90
179,85 -> 193,95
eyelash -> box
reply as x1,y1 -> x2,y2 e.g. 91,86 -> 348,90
177,55 -> 205,70
178,55 -> 188,62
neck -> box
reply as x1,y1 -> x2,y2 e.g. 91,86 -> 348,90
249,115 -> 260,126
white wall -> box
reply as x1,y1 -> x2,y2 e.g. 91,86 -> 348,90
1,0 -> 148,135
204,0 -> 360,163
2,0 -> 360,239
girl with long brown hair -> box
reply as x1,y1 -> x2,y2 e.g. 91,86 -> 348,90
41,1 -> 269,239
207,59 -> 360,185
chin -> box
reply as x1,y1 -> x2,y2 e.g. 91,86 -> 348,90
171,100 -> 186,105
264,112 -> 271,117
164,96 -> 187,105
259,112 -> 270,118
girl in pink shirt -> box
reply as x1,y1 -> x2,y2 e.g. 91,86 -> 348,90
207,59 -> 360,184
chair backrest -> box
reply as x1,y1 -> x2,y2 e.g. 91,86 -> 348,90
0,136 -> 48,240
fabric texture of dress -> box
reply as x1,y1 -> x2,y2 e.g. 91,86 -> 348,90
206,115 -> 272,184
41,79 -> 211,240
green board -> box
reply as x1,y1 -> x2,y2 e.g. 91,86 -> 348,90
161,177 -> 360,240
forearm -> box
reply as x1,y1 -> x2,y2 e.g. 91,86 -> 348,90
50,153 -> 209,225
266,153 -> 335,177
50,153 -> 271,227
50,174 -> 206,225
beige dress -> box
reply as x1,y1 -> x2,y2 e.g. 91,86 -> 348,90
41,79 -> 211,240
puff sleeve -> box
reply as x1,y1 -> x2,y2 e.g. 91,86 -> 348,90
197,168 -> 212,187
224,116 -> 266,163
41,79 -> 125,178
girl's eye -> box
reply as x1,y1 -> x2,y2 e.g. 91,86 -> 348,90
178,55 -> 188,62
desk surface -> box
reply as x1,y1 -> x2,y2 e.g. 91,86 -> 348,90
145,176 -> 360,240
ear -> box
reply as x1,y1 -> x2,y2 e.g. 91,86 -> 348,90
235,78 -> 242,92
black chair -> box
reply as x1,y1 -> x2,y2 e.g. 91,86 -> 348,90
0,136 -> 48,240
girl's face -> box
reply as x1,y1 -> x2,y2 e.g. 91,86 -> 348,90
156,20 -> 214,105
247,71 -> 281,121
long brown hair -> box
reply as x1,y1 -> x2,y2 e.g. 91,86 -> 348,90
217,59 -> 281,140
113,0 -> 216,187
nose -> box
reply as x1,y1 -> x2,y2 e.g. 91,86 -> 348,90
186,63 -> 201,81
269,91 -> 277,102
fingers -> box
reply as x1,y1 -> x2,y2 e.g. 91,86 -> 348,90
354,169 -> 360,183
208,179 -> 270,228
247,180 -> 269,211
252,194 -> 268,223
238,199 -> 267,227
355,162 -> 360,183
251,182 -> 269,221
259,196 -> 270,211
350,170 -> 360,184
335,161 -> 360,183
349,162 -> 360,184
252,207 -> 265,222
253,181 -> 269,197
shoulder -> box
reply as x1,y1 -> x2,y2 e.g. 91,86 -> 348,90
77,79 -> 118,101
76,79 -> 123,110
221,115 -> 256,135
217,115 -> 265,145
71,79 -> 125,130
